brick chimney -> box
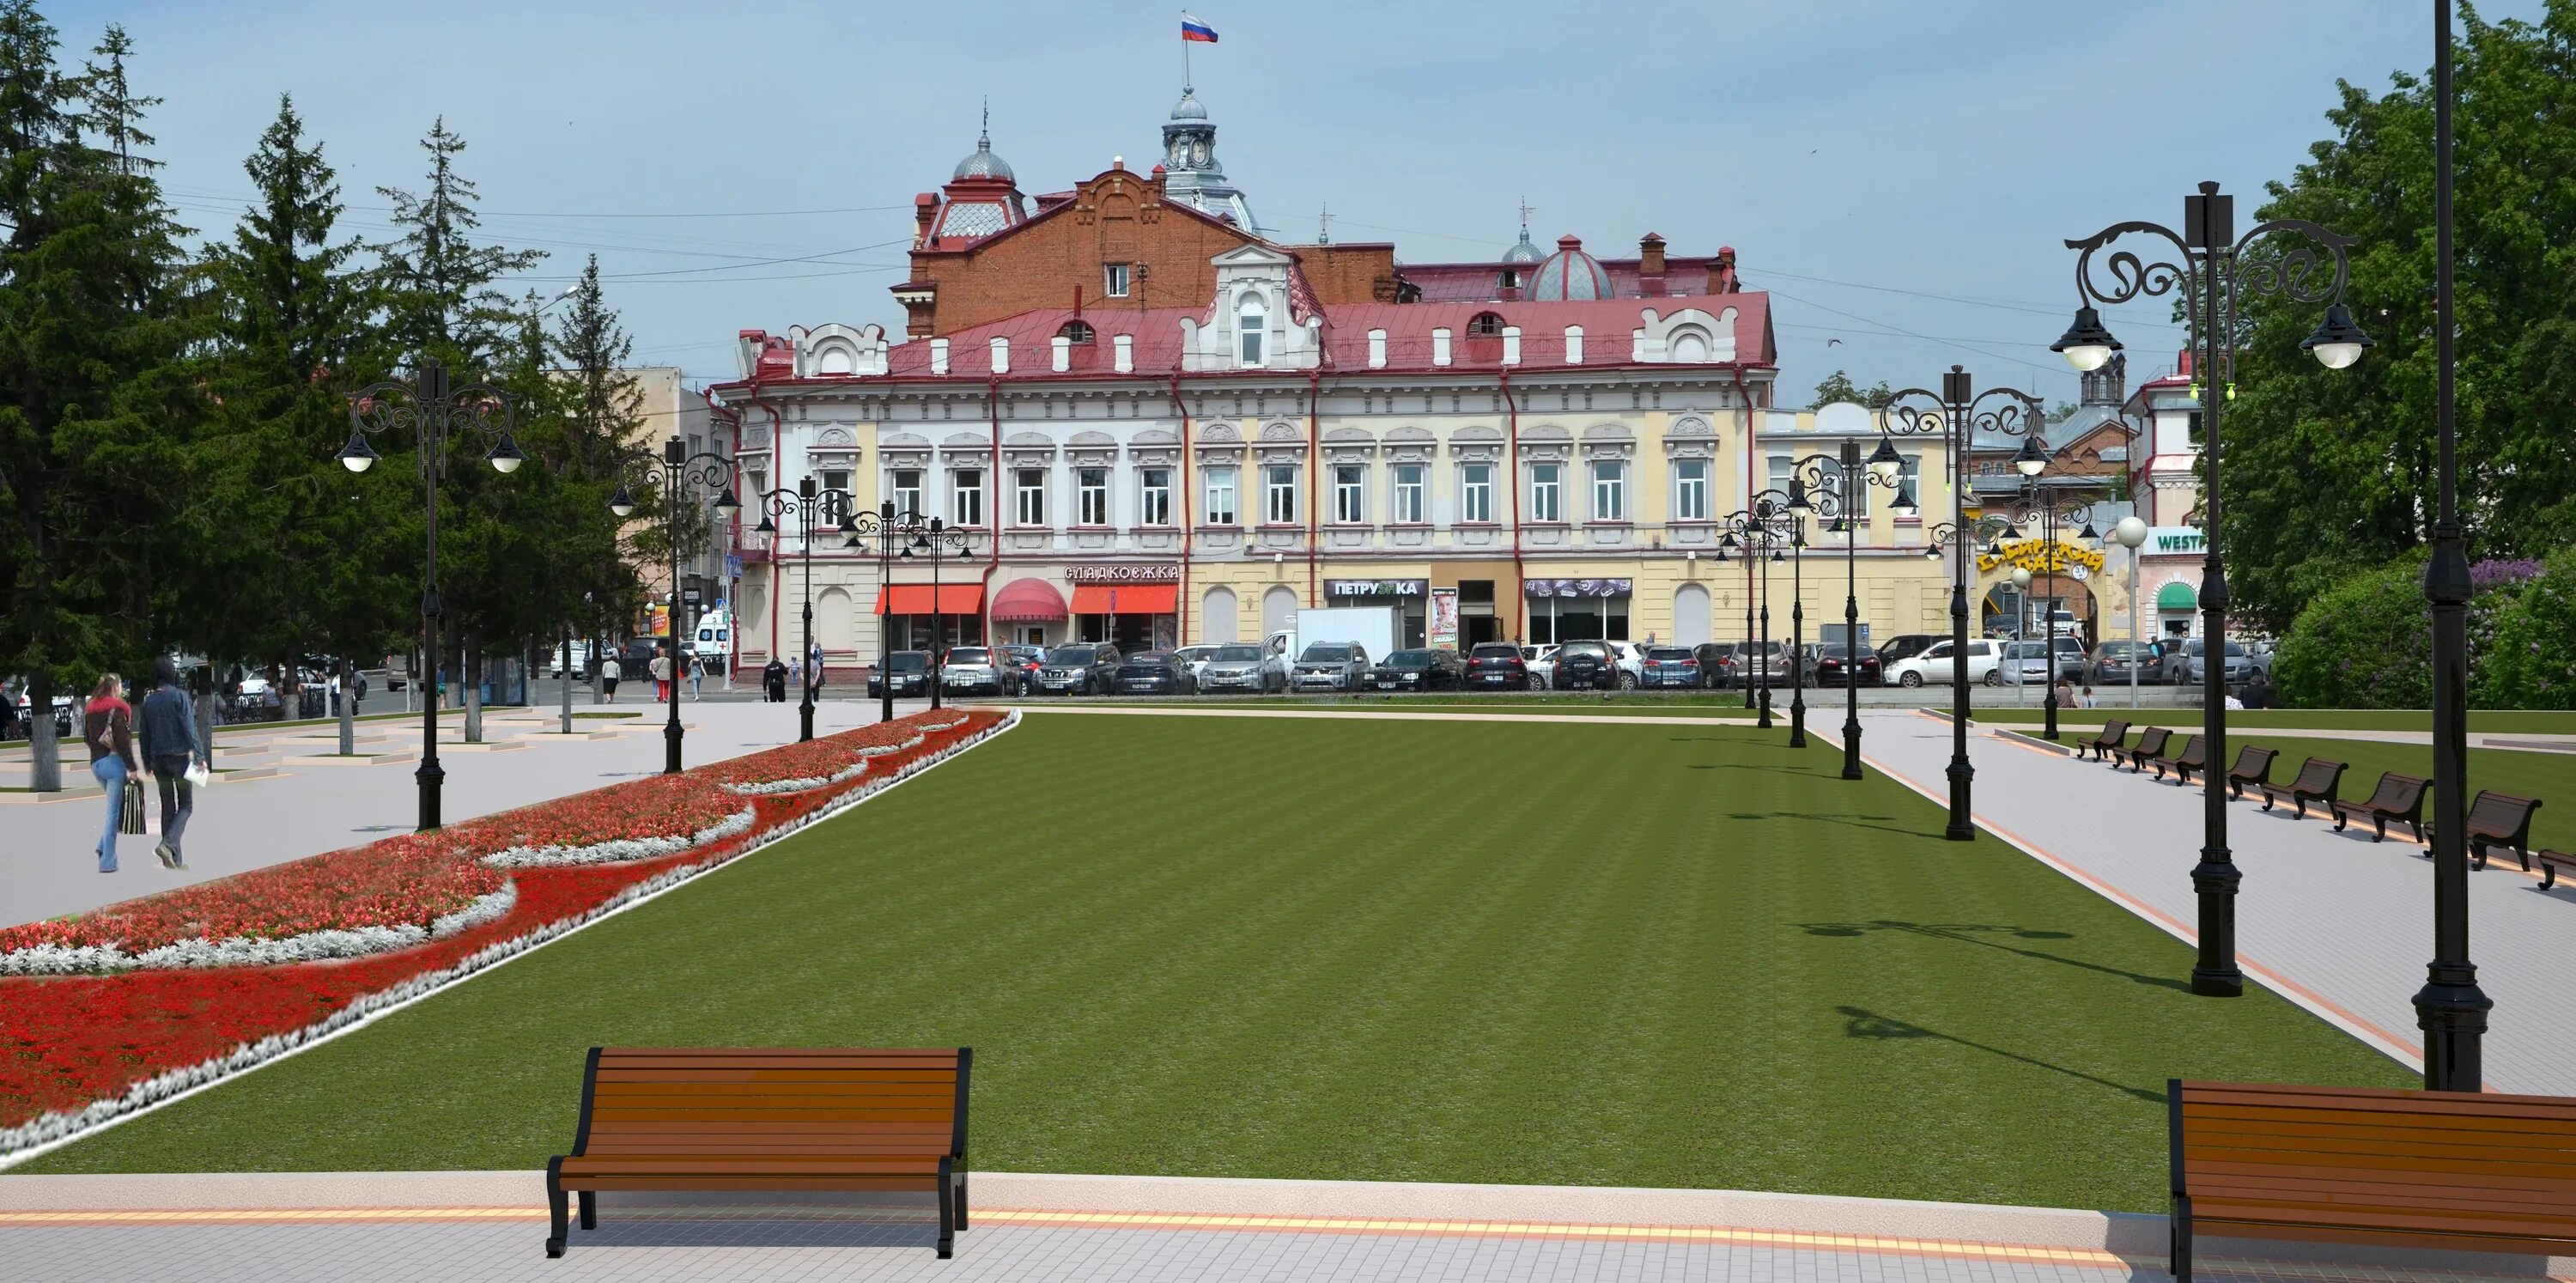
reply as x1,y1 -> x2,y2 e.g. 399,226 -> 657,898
914,193 -> 939,246
1710,246 -> 1740,294
1637,233 -> 1667,297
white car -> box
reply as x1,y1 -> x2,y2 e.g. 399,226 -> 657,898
1170,645 -> 1222,684
1522,644 -> 1559,690
1605,642 -> 1649,685
1886,639 -> 2004,688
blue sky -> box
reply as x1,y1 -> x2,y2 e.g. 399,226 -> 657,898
81,1 -> 2531,403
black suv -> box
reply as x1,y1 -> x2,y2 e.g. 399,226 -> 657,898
866,650 -> 931,698
1465,643 -> 1531,690
1368,648 -> 1465,691
1035,644 -> 1121,695
1552,641 -> 1621,690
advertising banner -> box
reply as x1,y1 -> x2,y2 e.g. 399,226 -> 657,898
1522,578 -> 1631,598
1429,588 -> 1461,650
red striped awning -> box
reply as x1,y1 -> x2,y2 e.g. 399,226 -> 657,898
1069,585 -> 1177,615
988,578 -> 1068,622
876,584 -> 984,615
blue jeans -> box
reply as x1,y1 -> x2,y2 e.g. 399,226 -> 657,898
92,756 -> 127,871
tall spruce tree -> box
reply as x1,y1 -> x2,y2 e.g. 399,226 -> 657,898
0,5 -> 197,790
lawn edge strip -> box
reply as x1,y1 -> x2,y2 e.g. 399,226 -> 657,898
0,711 -> 1020,1172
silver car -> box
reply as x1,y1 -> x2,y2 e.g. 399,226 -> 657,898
938,646 -> 1012,696
1195,643 -> 1281,693
2178,638 -> 2257,686
1290,642 -> 1369,693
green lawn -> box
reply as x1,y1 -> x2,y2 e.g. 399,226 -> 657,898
1029,694 -> 1756,717
1972,708 -> 2576,734
15,715 -> 2406,1210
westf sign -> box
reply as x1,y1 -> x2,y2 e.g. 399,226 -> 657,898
2146,526 -> 2207,554
1066,564 -> 1180,584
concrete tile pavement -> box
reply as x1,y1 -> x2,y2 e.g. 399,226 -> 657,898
1837,710 -> 2576,1092
1,698 -> 937,931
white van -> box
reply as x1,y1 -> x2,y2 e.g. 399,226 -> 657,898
690,610 -> 733,676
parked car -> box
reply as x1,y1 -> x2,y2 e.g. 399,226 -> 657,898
1877,634 -> 1939,668
1604,641 -> 1649,686
1113,650 -> 1196,695
1886,638 -> 2003,688
1466,642 -> 1533,690
1998,639 -> 2054,687
1368,648 -> 1465,691
1551,640 -> 1627,690
1809,643 -> 1884,687
2178,638 -> 2257,686
1197,643 -> 1283,693
999,644 -> 1049,692
1291,642 -> 1369,692
938,646 -> 1015,696
1034,643 -> 1121,695
2085,640 -> 2163,685
1637,646 -> 1704,690
1721,640 -> 1791,688
866,650 -> 932,698
1522,644 -> 1558,690
546,639 -> 595,680
1171,644 -> 1223,684
1687,642 -> 1734,689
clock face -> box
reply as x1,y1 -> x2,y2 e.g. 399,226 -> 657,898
2070,566 -> 2091,581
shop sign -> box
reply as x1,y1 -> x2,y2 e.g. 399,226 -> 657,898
1975,539 -> 2105,575
2145,526 -> 2207,555
1066,563 -> 1180,584
1523,578 -> 1631,598
1326,578 -> 1427,598
1429,588 -> 1460,650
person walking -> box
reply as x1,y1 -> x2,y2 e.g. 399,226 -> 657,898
82,672 -> 138,873
688,654 -> 705,701
763,656 -> 787,702
649,646 -> 673,702
600,654 -> 622,702
139,657 -> 202,869
807,642 -> 826,697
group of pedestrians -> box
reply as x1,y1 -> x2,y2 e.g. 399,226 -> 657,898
758,643 -> 827,703
596,646 -> 712,705
84,658 -> 207,874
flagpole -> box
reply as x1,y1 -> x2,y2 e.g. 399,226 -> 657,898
1182,13 -> 1192,89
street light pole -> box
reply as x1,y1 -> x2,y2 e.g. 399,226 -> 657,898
610,438 -> 738,774
339,360 -> 527,832
910,516 -> 971,712
751,477 -> 854,744
1789,439 -> 1905,780
2114,518 -> 2148,709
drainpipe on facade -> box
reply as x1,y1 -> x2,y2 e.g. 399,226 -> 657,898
702,386 -> 744,678
981,375 -> 1003,648
1168,373 -> 1194,644
1503,368 -> 1526,642
746,383 -> 787,671
1306,367 -> 1321,606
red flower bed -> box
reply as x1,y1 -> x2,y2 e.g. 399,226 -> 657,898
0,834 -> 500,955
693,736 -> 869,792
0,709 -> 1010,1151
450,773 -> 745,859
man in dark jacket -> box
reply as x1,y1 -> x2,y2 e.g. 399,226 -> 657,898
762,657 -> 788,702
138,657 -> 204,869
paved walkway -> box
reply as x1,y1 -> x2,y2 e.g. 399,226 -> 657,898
1838,711 -> 2576,1091
2,698 -> 933,931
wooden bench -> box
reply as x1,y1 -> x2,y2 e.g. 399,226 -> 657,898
2330,772 -> 2426,842
2464,790 -> 2543,873
2081,719 -> 2129,763
2123,726 -> 2172,774
2255,757 -> 2346,820
2169,1079 -> 2576,1283
2222,745 -> 2276,801
2541,849 -> 2576,891
2152,735 -> 2208,785
547,1047 -> 972,1260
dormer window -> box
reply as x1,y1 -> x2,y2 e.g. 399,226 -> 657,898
1059,319 -> 1095,344
1237,294 -> 1266,365
1467,312 -> 1506,337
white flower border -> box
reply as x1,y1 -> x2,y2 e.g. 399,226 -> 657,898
477,806 -> 756,869
0,882 -> 520,977
720,758 -> 868,797
0,711 -> 1018,1166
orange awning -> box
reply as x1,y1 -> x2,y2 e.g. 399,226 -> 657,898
876,584 -> 985,615
1070,584 -> 1177,615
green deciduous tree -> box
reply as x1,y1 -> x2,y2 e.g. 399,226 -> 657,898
1808,368 -> 1893,410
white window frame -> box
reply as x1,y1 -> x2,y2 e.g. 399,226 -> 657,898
1529,463 -> 1562,523
1674,459 -> 1710,520
1237,295 -> 1266,366
1077,466 -> 1109,526
891,468 -> 923,520
1139,467 -> 1172,526
1590,460 -> 1625,521
1204,465 -> 1236,526
1263,463 -> 1299,525
952,469 -> 984,527
1013,467 -> 1046,526
1391,464 -> 1425,524
1332,465 -> 1365,525
1460,463 -> 1493,523
1104,263 -> 1130,298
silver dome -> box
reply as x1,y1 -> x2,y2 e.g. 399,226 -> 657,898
1528,235 -> 1613,301
1169,87 -> 1208,121
1500,228 -> 1545,265
952,122 -> 1012,182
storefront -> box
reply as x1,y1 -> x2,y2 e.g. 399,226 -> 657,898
1324,578 -> 1430,648
989,577 -> 1068,648
2154,580 -> 2199,638
1069,564 -> 1179,651
1524,578 -> 1631,643
874,584 -> 986,653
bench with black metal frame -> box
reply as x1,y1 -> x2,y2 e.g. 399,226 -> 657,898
2330,771 -> 2426,842
2168,1079 -> 2576,1283
2540,849 -> 2576,891
2123,725 -> 2172,775
2081,718 -> 2129,763
2221,745 -> 2275,800
2462,790 -> 2543,873
546,1046 -> 973,1261
2152,734 -> 2208,785
2254,757 -> 2347,820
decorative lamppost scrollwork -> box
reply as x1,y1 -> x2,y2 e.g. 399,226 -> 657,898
1715,498 -> 1797,729
1785,439 -> 1912,779
750,478 -> 856,743
606,439 -> 739,774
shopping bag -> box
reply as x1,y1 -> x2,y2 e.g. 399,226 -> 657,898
119,777 -> 146,835
184,759 -> 210,788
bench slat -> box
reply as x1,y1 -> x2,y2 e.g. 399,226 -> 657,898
591,1108 -> 957,1123
594,1068 -> 957,1083
2193,1175 -> 2576,1210
2181,1085 -> 2576,1119
2187,1109 -> 2576,1142
2186,1146 -> 2576,1181
596,1057 -> 961,1071
591,1085 -> 957,1104
2193,1199 -> 2576,1238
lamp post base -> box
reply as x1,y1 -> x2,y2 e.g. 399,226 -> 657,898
1789,694 -> 1807,748
798,696 -> 815,743
2414,970 -> 2492,1091
415,759 -> 445,832
2190,855 -> 2245,996
1943,755 -> 1975,842
664,718 -> 683,775
1841,719 -> 1864,781
1758,687 -> 1773,729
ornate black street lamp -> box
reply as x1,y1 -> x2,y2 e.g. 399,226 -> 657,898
905,517 -> 975,711
750,477 -> 855,743
1716,499 -> 1795,728
841,502 -> 925,725
608,437 -> 739,773
338,360 -> 527,832
1877,367 -> 2046,842
1787,439 -> 1911,780
2060,183 -> 2370,999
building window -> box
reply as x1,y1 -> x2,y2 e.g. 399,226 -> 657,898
1392,464 -> 1425,523
1826,458 -> 1868,521
1461,464 -> 1493,523
1058,319 -> 1094,344
1014,467 -> 1046,526
1529,463 -> 1562,522
1140,467 -> 1172,526
1205,466 -> 1236,525
1238,295 -> 1266,365
1898,455 -> 1923,515
1674,459 -> 1710,520
952,469 -> 983,526
1591,460 -> 1625,521
891,468 -> 923,520
1078,467 -> 1109,526
1467,311 -> 1504,337
1333,465 -> 1365,524
1768,455 -> 1794,503
2186,410 -> 2203,447
1104,264 -> 1130,298
1263,463 -> 1298,525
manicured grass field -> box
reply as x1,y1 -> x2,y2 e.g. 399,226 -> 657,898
15,712 -> 2408,1210
1972,707 -> 2576,734
1034,694 -> 1755,717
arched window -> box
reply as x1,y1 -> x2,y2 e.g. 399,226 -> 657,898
1058,319 -> 1095,344
1668,326 -> 1710,363
1236,294 -> 1267,365
1467,311 -> 1506,337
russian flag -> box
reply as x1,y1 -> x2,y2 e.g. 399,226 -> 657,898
1181,13 -> 1218,42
